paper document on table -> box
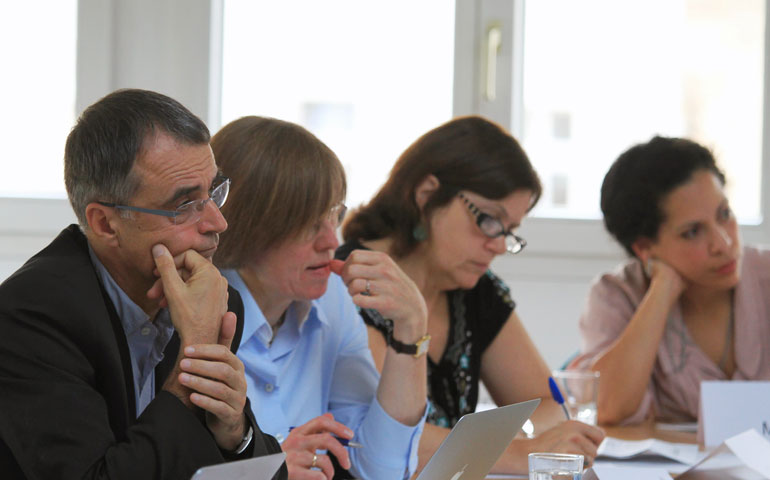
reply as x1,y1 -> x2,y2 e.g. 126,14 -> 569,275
597,437 -> 699,464
583,465 -> 674,480
679,429 -> 770,479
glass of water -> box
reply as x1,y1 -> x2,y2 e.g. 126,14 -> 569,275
528,452 -> 583,480
550,370 -> 600,425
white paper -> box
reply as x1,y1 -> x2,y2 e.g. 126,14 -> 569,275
583,465 -> 673,480
701,380 -> 770,447
679,429 -> 770,479
724,429 -> 770,477
594,459 -> 694,475
597,437 -> 699,464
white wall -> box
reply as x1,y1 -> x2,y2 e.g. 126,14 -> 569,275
494,248 -> 625,369
0,199 -> 77,281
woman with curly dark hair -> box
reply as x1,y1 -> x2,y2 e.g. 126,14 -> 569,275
572,136 -> 770,425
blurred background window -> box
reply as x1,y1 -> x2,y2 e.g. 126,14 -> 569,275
519,0 -> 765,223
0,1 -> 77,198
221,0 -> 456,209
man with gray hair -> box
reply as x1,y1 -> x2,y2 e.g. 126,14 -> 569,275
0,89 -> 285,479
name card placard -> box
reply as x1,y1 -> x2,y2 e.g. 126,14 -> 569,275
700,381 -> 770,448
680,429 -> 770,479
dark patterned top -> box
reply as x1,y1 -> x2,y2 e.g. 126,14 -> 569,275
335,240 -> 515,428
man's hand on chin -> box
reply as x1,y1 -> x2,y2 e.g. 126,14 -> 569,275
152,244 -> 249,450
149,244 -> 227,344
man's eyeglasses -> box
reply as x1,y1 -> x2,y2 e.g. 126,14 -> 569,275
98,177 -> 231,225
458,192 -> 527,254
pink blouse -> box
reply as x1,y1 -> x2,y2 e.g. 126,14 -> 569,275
571,246 -> 770,424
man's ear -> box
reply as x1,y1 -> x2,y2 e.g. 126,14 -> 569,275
631,237 -> 654,264
414,174 -> 440,211
85,203 -> 122,248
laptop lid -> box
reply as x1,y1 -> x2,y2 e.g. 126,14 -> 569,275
190,452 -> 286,480
416,398 -> 541,480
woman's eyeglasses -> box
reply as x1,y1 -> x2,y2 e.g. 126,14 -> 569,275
458,192 -> 526,254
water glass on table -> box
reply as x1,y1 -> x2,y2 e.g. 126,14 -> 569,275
528,452 -> 583,480
550,370 -> 599,425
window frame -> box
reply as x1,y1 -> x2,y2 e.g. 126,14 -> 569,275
0,0 -> 223,241
2,0 -> 769,259
456,0 -> 770,264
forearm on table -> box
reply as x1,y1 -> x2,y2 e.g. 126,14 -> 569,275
488,438 -> 531,474
413,423 -> 451,475
591,282 -> 677,423
527,398 -> 566,433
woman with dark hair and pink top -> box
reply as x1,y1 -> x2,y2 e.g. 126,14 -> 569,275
573,136 -> 770,425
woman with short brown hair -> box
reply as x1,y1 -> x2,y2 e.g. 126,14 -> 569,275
213,116 -> 429,480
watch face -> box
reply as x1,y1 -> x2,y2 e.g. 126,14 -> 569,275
416,336 -> 430,357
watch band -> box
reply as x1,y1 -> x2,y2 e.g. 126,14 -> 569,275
388,333 -> 431,358
231,425 -> 253,455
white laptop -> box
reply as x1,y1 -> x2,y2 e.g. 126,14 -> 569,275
416,398 -> 541,480
191,452 -> 286,480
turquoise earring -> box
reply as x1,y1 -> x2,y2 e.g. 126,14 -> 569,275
412,223 -> 428,241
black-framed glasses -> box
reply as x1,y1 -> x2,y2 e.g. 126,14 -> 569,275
98,177 -> 231,225
458,192 -> 527,254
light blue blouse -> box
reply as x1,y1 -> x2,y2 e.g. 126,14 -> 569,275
221,269 -> 425,479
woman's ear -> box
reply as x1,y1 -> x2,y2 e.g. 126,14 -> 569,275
631,237 -> 653,264
414,174 -> 440,210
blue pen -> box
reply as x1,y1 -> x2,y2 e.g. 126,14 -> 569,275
288,426 -> 363,448
335,437 -> 364,449
548,376 -> 571,420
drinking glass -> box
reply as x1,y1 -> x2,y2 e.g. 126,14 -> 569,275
551,370 -> 600,425
528,452 -> 583,480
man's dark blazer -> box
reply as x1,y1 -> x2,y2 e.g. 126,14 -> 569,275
0,225 -> 287,479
